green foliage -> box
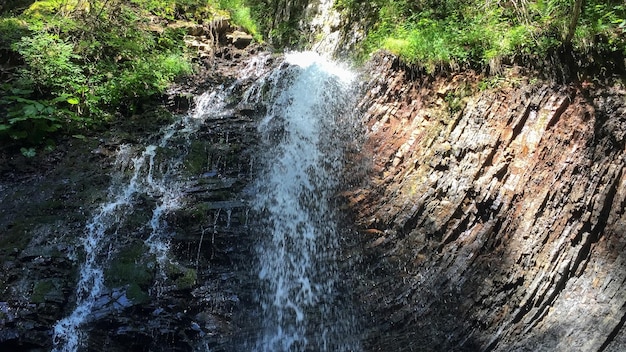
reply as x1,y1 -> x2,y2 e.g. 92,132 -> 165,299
130,0 -> 178,19
222,0 -> 260,39
105,243 -> 155,291
126,0 -> 261,39
0,17 -> 30,50
0,85 -> 83,143
31,280 -> 55,303
0,0 -> 203,147
339,0 -> 626,70
444,83 -> 472,114
245,0 -> 309,47
126,282 -> 149,304
96,53 -> 192,112
165,261 -> 197,290
131,0 -> 209,21
13,32 -> 85,94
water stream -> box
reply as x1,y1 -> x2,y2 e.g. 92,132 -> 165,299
51,88 -> 233,352
51,44 -> 360,352
248,52 -> 360,351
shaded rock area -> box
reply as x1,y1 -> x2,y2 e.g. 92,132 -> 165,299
346,53 -> 626,351
0,30 -> 268,351
0,137 -> 112,351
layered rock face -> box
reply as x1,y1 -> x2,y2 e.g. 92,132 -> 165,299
0,42 -> 267,351
347,54 -> 626,351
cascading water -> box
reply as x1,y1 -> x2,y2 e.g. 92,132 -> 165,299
50,88 -> 233,352
248,51 -> 361,351
50,13 -> 362,350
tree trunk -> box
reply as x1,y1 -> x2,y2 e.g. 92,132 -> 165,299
565,0 -> 584,44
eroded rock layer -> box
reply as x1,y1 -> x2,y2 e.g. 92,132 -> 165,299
348,54 -> 626,351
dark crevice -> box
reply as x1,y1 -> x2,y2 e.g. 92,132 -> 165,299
399,203 -> 425,238
493,162 -> 509,182
590,168 -> 622,243
485,218 -> 504,251
571,231 -> 594,278
530,262 -> 571,325
570,167 -> 621,275
599,304 -> 626,352
474,140 -> 502,181
437,213 -> 472,251
510,287 -> 538,325
531,191 -> 551,230
507,103 -> 533,145
502,276 -> 524,292
545,94 -> 571,130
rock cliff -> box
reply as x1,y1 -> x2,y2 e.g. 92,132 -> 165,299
2,30 -> 626,350
0,30 -> 266,351
347,53 -> 626,351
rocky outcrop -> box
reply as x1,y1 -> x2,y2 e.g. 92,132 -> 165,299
0,43 -> 269,351
2,31 -> 624,350
347,53 -> 626,351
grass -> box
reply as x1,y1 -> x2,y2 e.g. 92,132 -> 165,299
337,0 -> 626,73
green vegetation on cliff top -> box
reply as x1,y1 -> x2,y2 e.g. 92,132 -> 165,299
1,0 -> 624,150
336,0 -> 625,72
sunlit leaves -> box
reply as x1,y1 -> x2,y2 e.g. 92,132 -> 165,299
340,0 -> 626,69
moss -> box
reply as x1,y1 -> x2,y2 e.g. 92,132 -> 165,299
105,243 -> 155,290
0,222 -> 32,255
126,282 -> 149,304
31,279 -> 55,304
184,202 -> 210,221
184,140 -> 209,175
175,267 -> 197,289
165,262 -> 197,290
444,83 -> 474,114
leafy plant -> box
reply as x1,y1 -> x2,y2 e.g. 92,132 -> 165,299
0,0 -> 213,147
0,85 -> 83,143
337,0 -> 626,71
0,17 -> 30,50
224,1 -> 259,37
12,32 -> 85,95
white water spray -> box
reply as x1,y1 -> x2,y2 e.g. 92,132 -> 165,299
50,86 -> 238,352
251,51 -> 360,351
52,145 -> 153,352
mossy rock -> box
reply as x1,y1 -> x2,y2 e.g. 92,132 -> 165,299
171,202 -> 210,226
31,280 -> 54,304
105,242 -> 156,290
0,222 -> 32,255
126,282 -> 149,304
31,278 -> 64,304
184,140 -> 210,175
165,262 -> 197,290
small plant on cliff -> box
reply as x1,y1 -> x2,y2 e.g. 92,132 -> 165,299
217,0 -> 260,39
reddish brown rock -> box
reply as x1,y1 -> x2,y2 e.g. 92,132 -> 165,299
347,53 -> 626,351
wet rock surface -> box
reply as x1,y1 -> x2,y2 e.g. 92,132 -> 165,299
0,33 -> 268,351
3,35 -> 625,351
347,53 -> 626,351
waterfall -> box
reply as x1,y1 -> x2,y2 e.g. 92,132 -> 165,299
51,144 -> 151,352
249,51 -> 361,351
50,88 -> 233,352
50,11 -> 362,349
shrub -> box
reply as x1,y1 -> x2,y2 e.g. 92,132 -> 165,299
12,32 -> 85,95
0,0 -> 206,147
337,0 -> 626,71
